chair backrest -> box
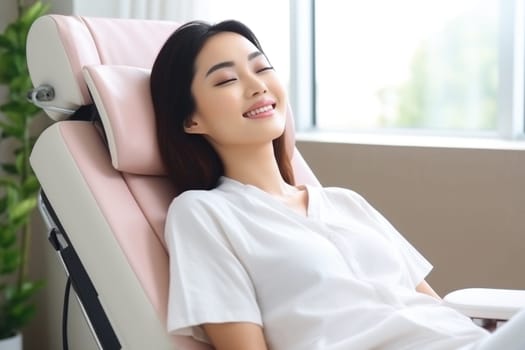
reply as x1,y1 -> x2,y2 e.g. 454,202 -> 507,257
28,15 -> 319,349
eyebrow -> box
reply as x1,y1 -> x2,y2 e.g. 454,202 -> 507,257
205,51 -> 264,77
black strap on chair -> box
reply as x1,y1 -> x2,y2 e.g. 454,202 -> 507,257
40,190 -> 121,350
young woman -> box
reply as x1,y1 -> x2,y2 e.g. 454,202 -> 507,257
150,20 -> 524,350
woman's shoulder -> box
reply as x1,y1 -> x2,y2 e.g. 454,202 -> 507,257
164,189 -> 236,248
165,188 -> 233,238
174,188 -> 221,202
168,188 -> 224,213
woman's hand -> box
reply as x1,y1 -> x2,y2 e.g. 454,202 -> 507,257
416,280 -> 442,300
203,322 -> 268,350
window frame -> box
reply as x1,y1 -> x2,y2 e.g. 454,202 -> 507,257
499,0 -> 525,139
289,0 -> 315,131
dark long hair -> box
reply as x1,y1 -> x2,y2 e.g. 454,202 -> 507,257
150,20 -> 294,193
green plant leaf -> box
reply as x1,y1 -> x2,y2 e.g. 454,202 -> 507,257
5,185 -> 19,208
0,196 -> 7,214
0,52 -> 16,83
20,2 -> 50,32
1,25 -> 18,49
0,226 -> 17,248
0,120 -> 23,139
14,151 -> 26,175
10,75 -> 32,94
6,303 -> 35,333
0,224 -> 18,250
2,280 -> 44,330
3,90 -> 41,114
12,281 -> 44,302
22,176 -> 39,197
1,218 -> 25,238
8,198 -> 36,223
0,177 -> 18,189
1,283 -> 41,334
0,34 -> 14,50
1,163 -> 18,176
11,54 -> 26,78
0,101 -> 25,126
0,247 -> 21,274
0,0 -> 48,335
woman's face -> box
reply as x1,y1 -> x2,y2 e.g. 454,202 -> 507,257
186,31 -> 287,150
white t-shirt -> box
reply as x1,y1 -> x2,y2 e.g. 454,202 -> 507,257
165,177 -> 488,349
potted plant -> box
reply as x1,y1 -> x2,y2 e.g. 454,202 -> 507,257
0,0 -> 49,347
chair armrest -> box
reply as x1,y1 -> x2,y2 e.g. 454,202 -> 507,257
443,288 -> 525,320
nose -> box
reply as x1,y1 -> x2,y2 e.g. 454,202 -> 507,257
245,74 -> 268,97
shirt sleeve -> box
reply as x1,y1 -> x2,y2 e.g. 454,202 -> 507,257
164,191 -> 262,341
341,189 -> 433,287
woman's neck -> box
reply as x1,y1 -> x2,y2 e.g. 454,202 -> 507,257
217,142 -> 309,217
218,143 -> 291,195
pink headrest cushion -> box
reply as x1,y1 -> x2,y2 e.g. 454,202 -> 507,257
83,64 -> 296,175
83,65 -> 166,175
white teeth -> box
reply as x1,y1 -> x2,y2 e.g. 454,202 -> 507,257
244,104 -> 273,118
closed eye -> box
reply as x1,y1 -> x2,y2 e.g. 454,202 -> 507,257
256,66 -> 274,73
214,78 -> 237,86
213,66 -> 273,86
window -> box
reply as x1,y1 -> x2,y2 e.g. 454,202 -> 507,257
300,0 -> 525,138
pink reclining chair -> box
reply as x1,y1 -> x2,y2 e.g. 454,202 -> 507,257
26,14 -> 524,350
26,14 -> 318,349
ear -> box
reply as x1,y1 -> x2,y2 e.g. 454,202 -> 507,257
183,114 -> 206,134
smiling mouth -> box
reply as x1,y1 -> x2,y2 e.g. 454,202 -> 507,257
243,104 -> 276,118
